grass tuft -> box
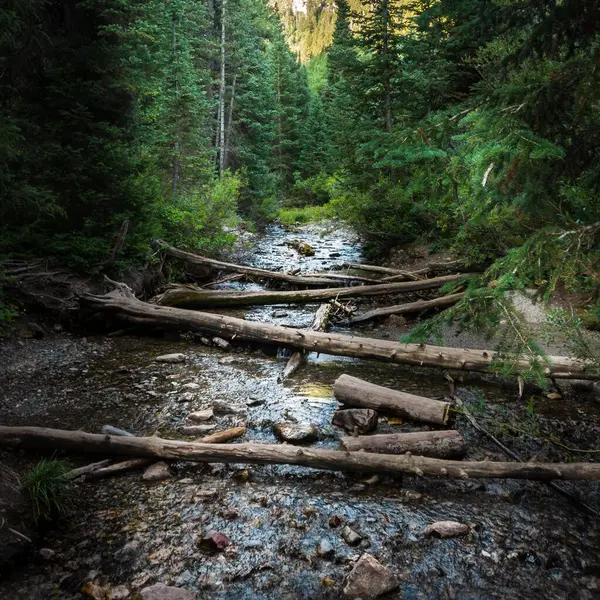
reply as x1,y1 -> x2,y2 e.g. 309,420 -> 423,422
22,459 -> 72,523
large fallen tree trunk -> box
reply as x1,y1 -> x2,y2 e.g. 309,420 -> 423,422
155,240 -> 357,287
152,273 -> 469,309
350,293 -> 465,324
81,287 -> 598,380
2,426 -> 600,482
282,303 -> 332,379
340,430 -> 467,459
334,375 -> 451,425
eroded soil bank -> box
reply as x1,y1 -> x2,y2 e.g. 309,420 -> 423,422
1,223 -> 600,599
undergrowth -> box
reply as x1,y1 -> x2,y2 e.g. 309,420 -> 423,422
22,459 -> 72,523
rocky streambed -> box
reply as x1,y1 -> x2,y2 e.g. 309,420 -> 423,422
1,222 -> 600,599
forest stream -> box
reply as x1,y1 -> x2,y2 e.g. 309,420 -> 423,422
1,223 -> 600,600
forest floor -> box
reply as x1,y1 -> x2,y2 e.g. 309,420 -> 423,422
1,222 -> 600,599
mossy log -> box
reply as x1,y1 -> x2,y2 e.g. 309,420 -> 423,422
81,286 -> 598,379
3,426 -> 600,482
152,273 -> 468,309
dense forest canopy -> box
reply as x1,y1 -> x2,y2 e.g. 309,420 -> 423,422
1,0 -> 599,342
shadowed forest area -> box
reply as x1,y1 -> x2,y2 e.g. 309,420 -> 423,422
1,1 -> 600,599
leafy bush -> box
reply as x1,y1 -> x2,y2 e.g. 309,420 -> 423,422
23,459 -> 72,523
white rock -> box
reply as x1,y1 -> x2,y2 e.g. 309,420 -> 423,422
154,353 -> 186,364
140,583 -> 197,600
180,382 -> 200,390
423,520 -> 469,538
188,409 -> 214,423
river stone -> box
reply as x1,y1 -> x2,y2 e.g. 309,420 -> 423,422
343,553 -> 399,598
273,423 -> 319,444
180,424 -> 216,435
188,409 -> 214,422
142,461 -> 172,481
317,539 -> 334,558
140,583 -> 197,600
423,520 -> 469,538
342,526 -> 362,546
332,409 -> 378,434
110,586 -> 130,600
198,531 -> 231,552
155,353 -> 186,364
180,382 -> 201,391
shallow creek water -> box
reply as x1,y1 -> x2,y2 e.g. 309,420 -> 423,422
1,223 -> 600,599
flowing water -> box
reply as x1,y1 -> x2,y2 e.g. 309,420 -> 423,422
1,222 -> 600,599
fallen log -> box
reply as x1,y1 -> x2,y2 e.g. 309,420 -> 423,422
66,459 -> 112,480
195,426 -> 247,444
3,426 -> 600,482
154,240 -> 345,287
85,458 -> 153,480
350,293 -> 464,324
152,274 -> 469,309
282,303 -> 332,379
81,287 -> 598,380
340,430 -> 467,459
334,375 -> 451,425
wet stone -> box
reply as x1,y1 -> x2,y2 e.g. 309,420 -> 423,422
110,586 -> 130,600
273,422 -> 319,444
180,425 -> 216,435
342,526 -> 362,546
332,408 -> 378,434
423,520 -> 470,539
142,461 -> 172,482
180,382 -> 200,391
329,515 -> 343,528
198,531 -> 231,553
343,553 -> 399,598
317,539 -> 334,558
154,353 -> 186,363
39,548 -> 55,560
140,583 -> 197,600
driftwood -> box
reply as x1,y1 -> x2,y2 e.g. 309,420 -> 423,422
351,293 -> 464,324
282,303 -> 332,379
85,458 -> 153,480
152,274 -> 469,309
155,240 -> 345,287
81,287 -> 598,380
340,430 -> 467,459
195,426 -> 247,444
334,375 -> 451,425
66,459 -> 112,480
3,426 -> 600,482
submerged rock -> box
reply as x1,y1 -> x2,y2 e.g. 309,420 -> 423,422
343,553 -> 399,598
154,353 -> 186,364
342,526 -> 362,546
188,409 -> 214,422
273,423 -> 319,444
423,520 -> 470,538
332,408 -> 378,434
142,462 -> 172,481
317,539 -> 334,558
140,583 -> 197,600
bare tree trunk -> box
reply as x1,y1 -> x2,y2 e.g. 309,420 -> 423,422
3,426 -> 600,482
152,274 -> 469,308
172,12 -> 181,194
350,293 -> 464,324
334,375 -> 451,425
340,431 -> 467,459
282,303 -> 332,379
223,74 -> 236,170
81,288 -> 597,380
218,0 -> 227,175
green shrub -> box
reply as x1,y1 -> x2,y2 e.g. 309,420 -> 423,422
277,203 -> 335,225
22,459 -> 72,523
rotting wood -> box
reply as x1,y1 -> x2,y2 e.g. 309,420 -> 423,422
80,286 -> 598,380
66,459 -> 112,480
350,293 -> 464,324
3,426 -> 600,482
152,274 -> 469,309
154,240 -> 350,287
85,458 -> 153,480
340,430 -> 467,459
334,374 -> 451,425
282,303 -> 332,379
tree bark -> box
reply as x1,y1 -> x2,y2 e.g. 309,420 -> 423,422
340,430 -> 467,459
334,374 -> 451,425
218,0 -> 227,175
3,426 -> 600,482
282,303 -> 332,379
351,293 -> 464,324
152,273 -> 468,309
85,458 -> 153,480
154,240 -> 362,287
80,288 -> 597,380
